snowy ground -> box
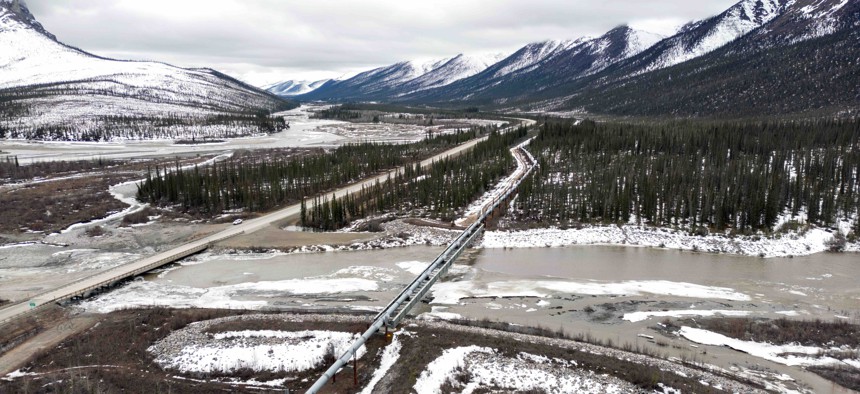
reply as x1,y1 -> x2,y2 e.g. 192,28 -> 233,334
414,346 -> 636,394
137,314 -> 775,393
0,105 -> 375,164
149,316 -> 366,374
483,224 -> 857,258
359,330 -> 410,394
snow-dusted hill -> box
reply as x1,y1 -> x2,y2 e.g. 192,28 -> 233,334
300,39 -> 581,103
265,79 -> 330,97
299,52 -> 513,101
0,0 -> 291,141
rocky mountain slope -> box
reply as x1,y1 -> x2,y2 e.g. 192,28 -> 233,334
290,0 -> 858,118
555,0 -> 860,117
402,26 -> 664,105
0,0 -> 293,141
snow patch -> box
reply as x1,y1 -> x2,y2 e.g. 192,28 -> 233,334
359,330 -> 408,394
151,329 -> 365,374
483,225 -> 841,258
413,346 -> 494,394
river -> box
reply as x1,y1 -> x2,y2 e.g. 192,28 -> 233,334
80,245 -> 860,393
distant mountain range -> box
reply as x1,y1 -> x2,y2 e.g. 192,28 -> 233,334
265,79 -> 330,96
0,0 -> 293,141
272,0 -> 859,118
297,53 -> 508,101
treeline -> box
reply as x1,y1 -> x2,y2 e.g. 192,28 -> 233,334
312,105 -> 364,121
514,119 -> 860,234
0,156 -> 118,181
0,82 -> 295,141
137,129 -> 480,213
1,112 -> 287,142
311,103 -> 511,123
302,126 -> 528,230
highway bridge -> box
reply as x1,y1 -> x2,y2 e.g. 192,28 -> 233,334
306,139 -> 538,394
0,119 -> 535,327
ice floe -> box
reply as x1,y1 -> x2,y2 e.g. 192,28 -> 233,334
430,279 -> 750,305
679,326 -> 860,368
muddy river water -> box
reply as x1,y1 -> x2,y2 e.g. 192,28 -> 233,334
117,245 -> 860,393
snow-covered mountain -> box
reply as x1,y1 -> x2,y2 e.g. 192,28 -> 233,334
402,26 -> 663,104
396,53 -> 508,95
265,79 -> 330,97
630,0 -> 790,74
555,0 -> 860,117
292,0 -> 856,119
744,0 -> 858,45
301,40 -> 578,102
300,57 -> 457,101
489,39 -> 581,79
0,0 -> 291,141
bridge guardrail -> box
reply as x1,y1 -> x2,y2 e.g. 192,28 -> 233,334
0,231 -> 247,328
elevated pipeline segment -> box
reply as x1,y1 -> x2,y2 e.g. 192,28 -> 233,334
306,139 -> 538,394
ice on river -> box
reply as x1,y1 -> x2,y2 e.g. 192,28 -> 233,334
430,279 -> 751,305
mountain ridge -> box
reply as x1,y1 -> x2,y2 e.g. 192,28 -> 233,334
0,2 -> 293,141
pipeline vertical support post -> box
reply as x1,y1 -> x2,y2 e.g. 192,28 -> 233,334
353,351 -> 358,386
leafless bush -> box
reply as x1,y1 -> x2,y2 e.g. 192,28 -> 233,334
121,207 -> 156,226
826,232 -> 848,252
701,317 -> 860,347
85,225 -> 106,237
808,366 -> 860,391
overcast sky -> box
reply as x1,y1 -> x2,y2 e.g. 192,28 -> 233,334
26,0 -> 738,87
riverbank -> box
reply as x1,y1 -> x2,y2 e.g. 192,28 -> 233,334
216,218 -> 859,260
482,224 -> 859,258
1,310 -> 778,393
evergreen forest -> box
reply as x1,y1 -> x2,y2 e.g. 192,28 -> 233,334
301,127 -> 528,230
137,129 -> 480,214
514,119 -> 860,235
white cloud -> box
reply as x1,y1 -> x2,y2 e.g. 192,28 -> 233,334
25,0 -> 738,86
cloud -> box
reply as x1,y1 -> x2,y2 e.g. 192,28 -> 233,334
26,0 -> 737,85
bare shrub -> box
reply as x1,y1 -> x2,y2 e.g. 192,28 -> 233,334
121,207 -> 155,227
701,318 -> 860,347
826,232 -> 847,252
323,342 -> 337,367
85,225 -> 106,237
